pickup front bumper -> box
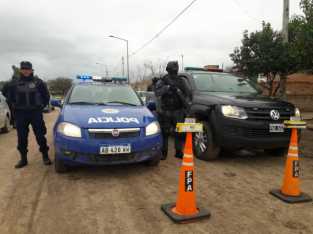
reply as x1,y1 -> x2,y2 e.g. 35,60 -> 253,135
211,113 -> 292,149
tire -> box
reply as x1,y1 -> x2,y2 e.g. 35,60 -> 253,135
265,147 -> 288,157
145,154 -> 161,167
1,116 -> 12,133
55,157 -> 69,173
193,121 -> 221,161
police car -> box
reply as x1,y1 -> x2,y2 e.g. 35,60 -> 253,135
51,76 -> 162,173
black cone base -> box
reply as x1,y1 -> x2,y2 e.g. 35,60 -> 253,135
270,189 -> 312,203
161,203 -> 210,223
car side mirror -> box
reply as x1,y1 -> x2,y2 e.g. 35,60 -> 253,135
51,99 -> 62,108
146,101 -> 156,111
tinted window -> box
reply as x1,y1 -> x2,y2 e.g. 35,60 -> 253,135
193,73 -> 258,94
69,84 -> 142,106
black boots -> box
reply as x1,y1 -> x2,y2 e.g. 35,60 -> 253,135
161,150 -> 168,160
175,151 -> 184,159
42,152 -> 52,165
15,152 -> 52,168
15,154 -> 28,169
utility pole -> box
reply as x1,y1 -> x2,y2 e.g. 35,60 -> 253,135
279,0 -> 290,99
105,65 -> 109,78
181,54 -> 184,72
122,56 -> 125,77
282,0 -> 290,43
126,40 -> 130,82
109,35 -> 130,83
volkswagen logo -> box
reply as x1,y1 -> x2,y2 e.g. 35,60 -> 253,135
112,129 -> 120,137
270,110 -> 280,120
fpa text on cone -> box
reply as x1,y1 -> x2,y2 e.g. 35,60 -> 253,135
270,118 -> 312,203
161,120 -> 210,223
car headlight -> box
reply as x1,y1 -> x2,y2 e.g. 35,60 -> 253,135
221,105 -> 248,120
295,107 -> 301,118
145,121 -> 161,136
57,122 -> 82,138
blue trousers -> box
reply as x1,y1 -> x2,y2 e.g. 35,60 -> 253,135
15,110 -> 49,155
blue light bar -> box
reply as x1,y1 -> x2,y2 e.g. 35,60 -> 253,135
76,75 -> 93,80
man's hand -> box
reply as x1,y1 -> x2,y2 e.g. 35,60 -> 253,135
169,86 -> 178,93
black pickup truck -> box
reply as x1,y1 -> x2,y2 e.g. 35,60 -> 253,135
180,67 -> 301,161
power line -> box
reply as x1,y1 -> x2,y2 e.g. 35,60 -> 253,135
131,0 -> 199,57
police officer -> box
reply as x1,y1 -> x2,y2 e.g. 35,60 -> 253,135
147,77 -> 159,92
2,66 -> 21,126
3,61 -> 52,168
154,61 -> 192,159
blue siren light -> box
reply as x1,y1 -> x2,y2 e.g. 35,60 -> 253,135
76,75 -> 93,80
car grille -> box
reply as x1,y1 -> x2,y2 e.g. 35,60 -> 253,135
245,107 -> 294,121
224,126 -> 291,138
244,128 -> 291,138
88,128 -> 141,139
87,154 -> 136,162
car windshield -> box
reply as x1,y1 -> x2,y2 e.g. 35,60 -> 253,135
68,84 -> 142,106
193,73 -> 258,94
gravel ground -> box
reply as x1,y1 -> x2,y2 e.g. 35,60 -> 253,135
0,110 -> 312,234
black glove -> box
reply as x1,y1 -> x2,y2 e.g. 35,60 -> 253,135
169,86 -> 177,93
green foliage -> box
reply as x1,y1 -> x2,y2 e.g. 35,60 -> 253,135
300,0 -> 313,23
230,22 -> 292,95
289,0 -> 313,72
231,22 -> 291,78
11,65 -> 20,80
0,81 -> 9,92
231,0 -> 313,96
47,77 -> 73,96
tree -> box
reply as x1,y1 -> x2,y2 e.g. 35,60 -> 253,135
289,0 -> 313,73
47,77 -> 73,96
230,22 -> 292,96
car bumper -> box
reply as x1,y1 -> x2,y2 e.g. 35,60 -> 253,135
212,114 -> 293,149
54,134 -> 162,166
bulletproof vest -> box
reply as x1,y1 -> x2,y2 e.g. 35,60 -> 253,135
160,76 -> 184,111
14,78 -> 44,110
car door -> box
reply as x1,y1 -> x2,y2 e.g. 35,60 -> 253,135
0,95 -> 5,127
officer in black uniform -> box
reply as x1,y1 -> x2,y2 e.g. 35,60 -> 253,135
3,61 -> 52,168
147,77 -> 159,92
2,65 -> 20,126
154,61 -> 192,159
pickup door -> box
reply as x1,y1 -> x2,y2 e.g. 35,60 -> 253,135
0,96 -> 5,127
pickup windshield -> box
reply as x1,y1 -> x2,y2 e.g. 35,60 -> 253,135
68,84 -> 142,106
193,73 -> 259,94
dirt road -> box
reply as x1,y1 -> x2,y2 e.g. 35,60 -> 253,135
0,111 -> 312,234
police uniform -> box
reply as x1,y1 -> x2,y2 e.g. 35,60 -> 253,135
3,61 -> 51,168
154,61 -> 192,159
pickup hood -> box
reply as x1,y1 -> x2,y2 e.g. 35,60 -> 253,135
61,105 -> 155,129
194,92 -> 295,109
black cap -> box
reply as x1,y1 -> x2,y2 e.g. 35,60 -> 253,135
20,61 -> 33,70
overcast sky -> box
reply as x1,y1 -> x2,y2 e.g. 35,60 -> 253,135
0,0 -> 303,81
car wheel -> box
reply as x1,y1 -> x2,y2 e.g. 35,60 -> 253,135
145,154 -> 161,167
55,157 -> 69,173
265,147 -> 288,157
193,121 -> 221,161
1,116 -> 12,133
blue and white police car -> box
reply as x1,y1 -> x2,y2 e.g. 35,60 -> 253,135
51,76 -> 162,173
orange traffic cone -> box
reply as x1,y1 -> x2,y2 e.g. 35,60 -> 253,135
161,132 -> 210,223
270,128 -> 312,203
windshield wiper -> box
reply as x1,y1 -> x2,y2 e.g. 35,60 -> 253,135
106,101 -> 137,106
69,101 -> 106,105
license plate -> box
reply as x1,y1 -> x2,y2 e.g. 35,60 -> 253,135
269,123 -> 285,133
99,144 -> 131,155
